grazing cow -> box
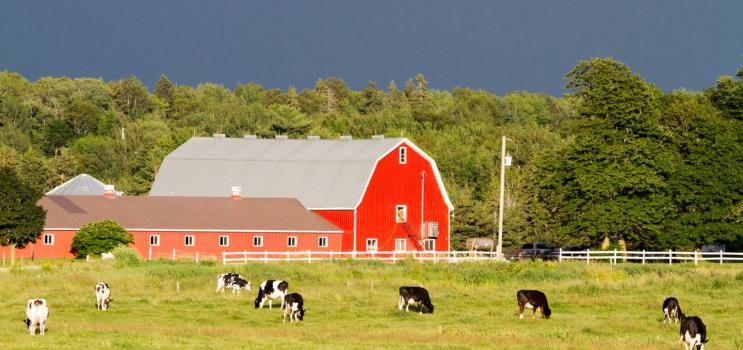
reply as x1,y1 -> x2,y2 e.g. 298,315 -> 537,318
662,297 -> 682,324
517,290 -> 551,319
398,286 -> 434,314
679,315 -> 708,350
24,299 -> 49,335
216,273 -> 252,294
101,252 -> 115,260
254,280 -> 289,309
95,282 -> 111,310
282,293 -> 305,322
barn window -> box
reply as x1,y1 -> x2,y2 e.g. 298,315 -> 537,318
399,147 -> 407,164
184,235 -> 195,247
219,235 -> 229,247
395,205 -> 407,223
423,239 -> 435,251
43,234 -> 54,245
150,235 -> 160,246
428,222 -> 439,238
318,236 -> 328,248
287,236 -> 297,247
366,239 -> 378,252
395,239 -> 406,251
253,236 -> 263,247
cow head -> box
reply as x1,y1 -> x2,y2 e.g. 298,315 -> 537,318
543,306 -> 552,319
254,297 -> 262,309
296,308 -> 305,321
23,319 -> 30,328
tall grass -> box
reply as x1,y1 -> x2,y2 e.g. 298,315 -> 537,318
1,260 -> 741,349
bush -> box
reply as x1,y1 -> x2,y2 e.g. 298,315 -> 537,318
71,220 -> 134,258
112,245 -> 141,269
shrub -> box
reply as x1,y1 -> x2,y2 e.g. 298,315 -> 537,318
71,220 -> 134,258
112,245 -> 142,269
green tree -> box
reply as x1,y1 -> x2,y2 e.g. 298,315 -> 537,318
71,220 -> 134,258
0,167 -> 46,265
709,64 -> 743,120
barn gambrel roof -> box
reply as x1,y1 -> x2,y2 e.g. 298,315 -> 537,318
46,174 -> 122,196
149,136 -> 453,210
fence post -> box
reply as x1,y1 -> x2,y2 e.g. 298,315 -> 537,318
613,249 -> 617,265
669,250 -> 672,265
330,251 -> 334,261
558,248 -> 562,263
264,251 -> 268,264
393,250 -> 396,263
222,251 -> 226,265
586,249 -> 590,265
371,251 -> 375,260
720,250 -> 723,265
244,251 -> 248,265
308,250 -> 311,263
196,251 -> 199,264
172,249 -> 176,261
286,251 -> 290,261
148,247 -> 152,261
694,250 -> 698,266
642,250 -> 645,265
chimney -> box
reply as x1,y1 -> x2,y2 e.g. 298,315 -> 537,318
230,186 -> 242,200
243,134 -> 257,140
213,133 -> 226,138
103,185 -> 116,199
371,135 -> 385,140
307,135 -> 320,141
275,135 -> 288,140
339,135 -> 352,141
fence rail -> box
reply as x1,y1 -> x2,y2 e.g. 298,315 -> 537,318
221,250 -> 743,265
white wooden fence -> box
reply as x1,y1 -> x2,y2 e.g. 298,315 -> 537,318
222,249 -> 743,265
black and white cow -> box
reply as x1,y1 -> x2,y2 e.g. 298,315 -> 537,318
216,273 -> 252,294
24,298 -> 49,335
679,315 -> 708,350
282,293 -> 305,322
95,282 -> 111,310
517,290 -> 551,319
254,280 -> 289,309
398,286 -> 434,314
662,297 -> 682,324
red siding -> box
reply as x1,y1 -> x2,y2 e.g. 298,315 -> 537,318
312,210 -> 355,252
356,142 -> 450,252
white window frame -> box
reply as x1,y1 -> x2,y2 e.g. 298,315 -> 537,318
287,236 -> 297,248
395,238 -> 406,251
253,236 -> 263,247
399,147 -> 407,164
150,235 -> 160,246
366,238 -> 378,252
318,236 -> 328,248
396,205 -> 407,223
423,239 -> 435,251
43,234 -> 54,245
219,235 -> 229,247
428,222 -> 439,238
184,235 -> 195,247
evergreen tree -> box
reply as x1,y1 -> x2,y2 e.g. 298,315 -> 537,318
154,74 -> 175,106
0,167 -> 46,265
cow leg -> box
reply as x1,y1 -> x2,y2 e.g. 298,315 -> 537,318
269,299 -> 273,309
29,324 -> 35,335
405,301 -> 410,312
398,296 -> 404,310
283,308 -> 287,323
532,308 -> 536,318
40,323 -> 45,335
663,308 -> 668,323
518,303 -> 525,319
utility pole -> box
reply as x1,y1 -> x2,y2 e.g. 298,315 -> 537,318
496,136 -> 510,261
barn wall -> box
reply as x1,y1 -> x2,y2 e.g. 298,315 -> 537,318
356,142 -> 450,252
0,230 -> 77,259
312,210 -> 355,252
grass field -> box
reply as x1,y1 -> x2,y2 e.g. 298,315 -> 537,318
1,258 -> 742,349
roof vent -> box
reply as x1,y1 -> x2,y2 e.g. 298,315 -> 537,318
213,133 -> 226,138
243,134 -> 257,140
230,186 -> 241,200
103,184 -> 116,199
339,135 -> 352,141
275,135 -> 288,140
371,135 -> 385,140
307,135 -> 320,140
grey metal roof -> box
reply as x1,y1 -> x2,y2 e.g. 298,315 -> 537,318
149,136 -> 453,210
46,174 -> 122,196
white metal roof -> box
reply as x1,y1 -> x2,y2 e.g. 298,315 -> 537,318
46,174 -> 122,196
149,136 -> 453,210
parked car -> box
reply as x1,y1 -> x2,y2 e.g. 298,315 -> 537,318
517,243 -> 558,261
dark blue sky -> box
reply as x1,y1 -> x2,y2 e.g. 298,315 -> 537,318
1,1 -> 742,95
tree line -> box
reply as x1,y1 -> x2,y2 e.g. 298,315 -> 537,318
1,58 -> 741,251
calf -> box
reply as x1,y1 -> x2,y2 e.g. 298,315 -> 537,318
24,299 -> 49,335
662,297 -> 682,324
95,282 -> 111,310
282,293 -> 305,322
679,315 -> 708,350
517,290 -> 551,319
398,286 -> 434,314
216,273 -> 252,294
254,280 -> 289,309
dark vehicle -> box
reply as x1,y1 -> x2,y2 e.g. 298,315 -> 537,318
517,243 -> 558,261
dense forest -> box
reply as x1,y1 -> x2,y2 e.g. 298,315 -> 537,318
1,58 -> 742,250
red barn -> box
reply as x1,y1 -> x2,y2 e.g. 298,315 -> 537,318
150,135 -> 454,253
1,195 -> 341,259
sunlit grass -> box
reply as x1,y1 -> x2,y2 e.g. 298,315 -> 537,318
1,260 -> 741,349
